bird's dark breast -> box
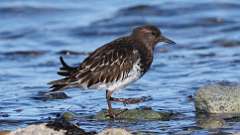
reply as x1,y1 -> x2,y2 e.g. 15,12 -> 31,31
135,44 -> 154,75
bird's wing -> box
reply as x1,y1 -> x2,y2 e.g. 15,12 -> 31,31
49,39 -> 141,91
72,43 -> 141,88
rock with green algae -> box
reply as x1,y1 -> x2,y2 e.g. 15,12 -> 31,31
61,111 -> 76,121
94,108 -> 174,120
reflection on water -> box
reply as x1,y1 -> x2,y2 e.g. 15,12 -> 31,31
0,0 -> 240,134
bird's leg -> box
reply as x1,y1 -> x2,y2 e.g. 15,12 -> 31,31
110,96 -> 151,105
106,90 -> 115,119
106,90 -> 127,119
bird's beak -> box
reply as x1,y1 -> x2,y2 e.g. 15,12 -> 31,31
159,35 -> 176,45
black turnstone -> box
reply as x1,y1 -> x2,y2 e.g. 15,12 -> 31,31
49,25 -> 175,118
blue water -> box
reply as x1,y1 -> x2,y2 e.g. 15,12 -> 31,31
0,0 -> 240,134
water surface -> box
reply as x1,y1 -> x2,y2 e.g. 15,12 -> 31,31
0,0 -> 240,134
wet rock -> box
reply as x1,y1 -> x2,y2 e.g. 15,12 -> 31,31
8,124 -> 66,135
94,108 -> 174,120
3,112 -> 96,135
194,82 -> 240,114
33,91 -> 70,101
97,128 -> 132,135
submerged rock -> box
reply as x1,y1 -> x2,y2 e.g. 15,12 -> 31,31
198,118 -> 225,129
94,108 -> 174,120
194,82 -> 240,114
33,91 -> 70,101
196,114 -> 225,129
3,50 -> 47,57
97,128 -> 132,135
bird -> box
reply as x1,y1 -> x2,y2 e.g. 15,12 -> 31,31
48,25 -> 175,118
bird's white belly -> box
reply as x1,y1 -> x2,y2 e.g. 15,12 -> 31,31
97,60 -> 142,91
107,70 -> 141,92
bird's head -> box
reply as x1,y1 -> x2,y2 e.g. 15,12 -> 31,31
132,25 -> 176,49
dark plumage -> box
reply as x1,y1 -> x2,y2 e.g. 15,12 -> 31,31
48,25 -> 175,118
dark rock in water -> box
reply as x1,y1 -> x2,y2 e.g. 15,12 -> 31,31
57,50 -> 89,56
3,50 -> 47,57
33,91 -> 70,101
202,17 -> 225,25
187,95 -> 194,101
196,17 -> 234,27
195,52 -> 216,58
212,39 -> 240,48
94,108 -> 175,121
46,112 -> 96,135
14,109 -> 23,113
194,82 -> 240,114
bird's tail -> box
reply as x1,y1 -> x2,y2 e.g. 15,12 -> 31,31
48,56 -> 77,92
57,56 -> 77,77
48,78 -> 70,92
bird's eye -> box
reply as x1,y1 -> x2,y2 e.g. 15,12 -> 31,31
151,32 -> 157,36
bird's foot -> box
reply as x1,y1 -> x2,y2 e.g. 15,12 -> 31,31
106,111 -> 116,119
110,96 -> 152,105
106,108 -> 128,119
